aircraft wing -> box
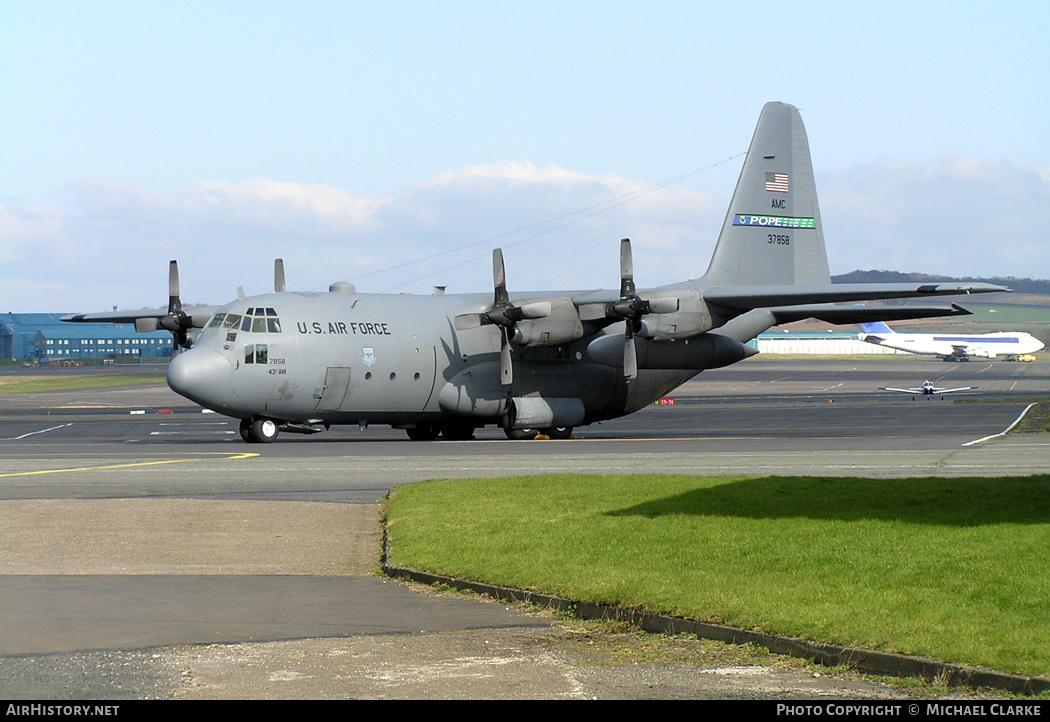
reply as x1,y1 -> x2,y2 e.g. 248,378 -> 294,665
702,282 -> 1010,312
879,387 -> 923,394
62,306 -> 218,329
932,386 -> 978,394
770,302 -> 972,325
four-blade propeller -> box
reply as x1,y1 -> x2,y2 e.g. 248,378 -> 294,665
606,239 -> 679,380
154,260 -> 195,349
453,249 -> 551,387
455,241 -> 678,385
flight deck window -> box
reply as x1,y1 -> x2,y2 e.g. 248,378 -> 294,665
236,308 -> 282,334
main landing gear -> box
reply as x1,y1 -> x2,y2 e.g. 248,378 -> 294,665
402,422 -> 574,441
404,421 -> 475,441
503,426 -> 574,441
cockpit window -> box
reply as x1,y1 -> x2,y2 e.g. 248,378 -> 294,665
244,344 -> 268,365
236,308 -> 282,334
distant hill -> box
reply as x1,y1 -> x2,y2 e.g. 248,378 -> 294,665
832,271 -> 1050,296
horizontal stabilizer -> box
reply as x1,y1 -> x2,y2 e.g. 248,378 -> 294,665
771,303 -> 970,326
704,282 -> 1008,312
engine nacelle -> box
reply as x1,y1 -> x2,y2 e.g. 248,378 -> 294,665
637,289 -> 712,341
511,297 -> 584,347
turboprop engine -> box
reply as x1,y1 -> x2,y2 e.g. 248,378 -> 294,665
633,288 -> 712,341
510,297 -> 584,346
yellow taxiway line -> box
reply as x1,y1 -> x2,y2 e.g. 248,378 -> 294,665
0,453 -> 258,479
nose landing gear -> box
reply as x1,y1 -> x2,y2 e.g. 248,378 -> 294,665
240,417 -> 280,443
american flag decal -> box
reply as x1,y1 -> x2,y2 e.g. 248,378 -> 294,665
765,172 -> 789,193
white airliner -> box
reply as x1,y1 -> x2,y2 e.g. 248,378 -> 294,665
858,322 -> 1043,361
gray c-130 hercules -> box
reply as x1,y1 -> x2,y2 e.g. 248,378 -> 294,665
64,102 -> 1008,442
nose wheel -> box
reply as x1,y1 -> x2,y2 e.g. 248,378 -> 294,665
240,417 -> 280,443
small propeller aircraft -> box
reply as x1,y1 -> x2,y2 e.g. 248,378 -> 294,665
878,380 -> 978,399
64,102 -> 1008,442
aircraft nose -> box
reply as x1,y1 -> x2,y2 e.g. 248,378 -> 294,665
167,347 -> 233,409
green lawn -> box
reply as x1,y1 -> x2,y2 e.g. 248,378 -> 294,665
0,373 -> 166,394
386,474 -> 1050,677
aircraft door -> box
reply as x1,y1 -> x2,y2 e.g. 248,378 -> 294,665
314,367 -> 351,411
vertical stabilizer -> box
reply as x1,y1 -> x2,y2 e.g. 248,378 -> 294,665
701,102 -> 830,286
860,321 -> 893,334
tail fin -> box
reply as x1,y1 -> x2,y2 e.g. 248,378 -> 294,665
860,321 -> 893,334
700,102 -> 830,287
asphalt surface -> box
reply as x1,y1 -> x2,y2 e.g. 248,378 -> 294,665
0,358 -> 1046,699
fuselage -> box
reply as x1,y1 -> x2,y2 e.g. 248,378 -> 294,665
166,288 -> 695,432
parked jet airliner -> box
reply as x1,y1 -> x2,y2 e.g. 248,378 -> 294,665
859,322 -> 1042,361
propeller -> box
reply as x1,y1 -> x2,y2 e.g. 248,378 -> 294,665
155,260 -> 195,349
274,258 -> 286,293
454,249 -> 551,387
607,239 -> 679,381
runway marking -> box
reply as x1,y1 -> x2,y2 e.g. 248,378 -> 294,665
962,404 -> 1037,447
0,453 -> 258,478
0,423 -> 75,441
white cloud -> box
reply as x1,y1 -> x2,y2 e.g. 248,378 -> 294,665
2,154 -> 1045,313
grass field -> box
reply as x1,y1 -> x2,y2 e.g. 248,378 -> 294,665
0,373 -> 166,394
386,473 -> 1050,678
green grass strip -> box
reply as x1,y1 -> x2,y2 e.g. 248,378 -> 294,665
0,374 -> 166,394
386,474 -> 1050,677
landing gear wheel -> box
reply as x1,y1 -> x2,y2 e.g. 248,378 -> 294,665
247,417 -> 280,443
406,423 -> 440,441
440,421 -> 476,441
239,418 -> 252,442
545,426 -> 574,440
504,427 -> 538,441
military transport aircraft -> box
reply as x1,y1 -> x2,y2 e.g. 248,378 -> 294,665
878,380 -> 978,399
64,102 -> 1008,443
859,321 -> 1043,361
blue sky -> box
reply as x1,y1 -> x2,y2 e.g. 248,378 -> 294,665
2,1 -> 1048,312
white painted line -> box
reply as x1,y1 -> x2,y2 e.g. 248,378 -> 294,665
2,423 -> 75,441
963,403 -> 1037,446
